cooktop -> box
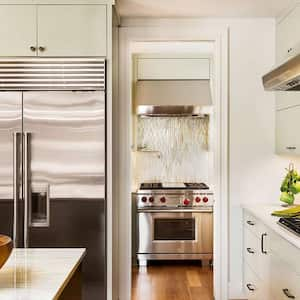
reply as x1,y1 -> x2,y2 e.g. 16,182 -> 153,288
278,217 -> 300,237
139,182 -> 209,190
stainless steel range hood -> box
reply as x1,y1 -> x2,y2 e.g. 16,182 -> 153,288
135,80 -> 212,117
263,53 -> 300,91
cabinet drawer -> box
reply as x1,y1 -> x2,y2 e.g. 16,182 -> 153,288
244,211 -> 260,237
244,228 -> 271,280
243,211 -> 269,239
244,229 -> 260,271
270,253 -> 300,300
244,262 -> 265,300
270,230 -> 300,276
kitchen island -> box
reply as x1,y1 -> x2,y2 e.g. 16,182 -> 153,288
0,248 -> 85,300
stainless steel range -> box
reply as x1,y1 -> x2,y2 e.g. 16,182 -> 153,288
135,182 -> 214,266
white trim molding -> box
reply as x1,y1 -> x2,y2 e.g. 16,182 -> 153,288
116,24 -> 229,300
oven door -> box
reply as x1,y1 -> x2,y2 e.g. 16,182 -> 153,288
137,209 -> 213,255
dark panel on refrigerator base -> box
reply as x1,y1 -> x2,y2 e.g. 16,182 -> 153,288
29,198 -> 105,300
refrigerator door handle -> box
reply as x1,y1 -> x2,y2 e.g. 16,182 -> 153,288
13,132 -> 21,247
23,132 -> 31,248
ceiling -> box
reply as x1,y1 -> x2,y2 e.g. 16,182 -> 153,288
116,0 -> 296,18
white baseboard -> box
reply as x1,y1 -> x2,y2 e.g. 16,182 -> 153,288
229,282 -> 246,299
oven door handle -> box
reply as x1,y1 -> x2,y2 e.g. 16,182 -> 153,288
137,209 -> 213,213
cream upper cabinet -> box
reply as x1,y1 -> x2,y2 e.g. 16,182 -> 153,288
0,4 -> 107,57
276,4 -> 300,62
276,107 -> 300,155
37,5 -> 107,57
137,58 -> 210,80
0,5 -> 37,56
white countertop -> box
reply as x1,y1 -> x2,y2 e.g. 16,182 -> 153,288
243,204 -> 300,249
0,248 -> 86,300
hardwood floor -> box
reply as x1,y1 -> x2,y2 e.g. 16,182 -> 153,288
132,261 -> 213,300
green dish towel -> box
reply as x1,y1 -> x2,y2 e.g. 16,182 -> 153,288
272,205 -> 300,218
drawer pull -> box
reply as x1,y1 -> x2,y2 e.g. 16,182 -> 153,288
246,220 -> 255,226
261,233 -> 267,254
283,288 -> 295,299
246,247 -> 255,254
246,283 -> 256,291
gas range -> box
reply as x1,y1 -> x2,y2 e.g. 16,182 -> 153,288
136,182 -> 214,209
135,182 -> 214,265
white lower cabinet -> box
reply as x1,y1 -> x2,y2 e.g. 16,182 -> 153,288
243,209 -> 300,300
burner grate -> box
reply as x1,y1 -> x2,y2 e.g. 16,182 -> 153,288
278,217 -> 300,237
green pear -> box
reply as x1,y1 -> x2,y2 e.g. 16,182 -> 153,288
280,192 -> 295,205
292,181 -> 300,194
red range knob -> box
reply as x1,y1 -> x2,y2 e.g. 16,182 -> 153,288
149,196 -> 154,203
202,197 -> 209,203
160,197 -> 166,203
195,197 -> 201,203
141,196 -> 147,203
183,199 -> 190,205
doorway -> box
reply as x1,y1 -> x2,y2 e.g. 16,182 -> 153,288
115,29 -> 229,300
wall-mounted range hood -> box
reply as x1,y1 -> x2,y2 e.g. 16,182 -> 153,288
262,53 -> 300,91
135,80 -> 212,117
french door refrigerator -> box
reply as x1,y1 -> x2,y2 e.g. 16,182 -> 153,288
0,58 -> 106,300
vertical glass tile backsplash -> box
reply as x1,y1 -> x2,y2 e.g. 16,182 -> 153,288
133,117 -> 211,183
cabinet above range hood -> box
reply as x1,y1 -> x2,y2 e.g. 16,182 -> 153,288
135,80 -> 212,117
263,53 -> 300,91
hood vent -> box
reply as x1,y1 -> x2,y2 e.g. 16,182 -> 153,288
135,80 -> 212,117
0,58 -> 105,91
263,53 -> 300,91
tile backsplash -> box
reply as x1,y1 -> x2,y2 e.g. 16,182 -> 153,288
132,116 -> 212,185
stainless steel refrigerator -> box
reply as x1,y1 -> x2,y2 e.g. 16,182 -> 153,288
0,58 -> 106,299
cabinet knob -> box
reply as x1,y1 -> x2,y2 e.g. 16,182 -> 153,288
30,46 -> 36,52
39,46 -> 46,52
246,283 -> 256,292
246,247 -> 255,254
283,288 -> 295,299
246,220 -> 255,226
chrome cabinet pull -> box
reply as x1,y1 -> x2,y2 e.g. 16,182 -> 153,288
283,289 -> 295,299
246,220 -> 255,226
13,132 -> 21,247
246,284 -> 256,291
30,46 -> 36,52
246,247 -> 255,254
38,46 -> 46,52
261,233 -> 267,254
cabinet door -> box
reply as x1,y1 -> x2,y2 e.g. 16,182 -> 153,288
244,263 -> 267,300
270,253 -> 300,300
137,58 -> 210,80
276,107 -> 300,155
0,5 -> 37,56
37,5 -> 106,57
276,4 -> 300,62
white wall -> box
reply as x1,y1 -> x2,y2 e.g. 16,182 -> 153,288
118,17 -> 293,299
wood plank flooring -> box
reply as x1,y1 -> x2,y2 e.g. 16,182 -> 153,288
132,262 -> 213,300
